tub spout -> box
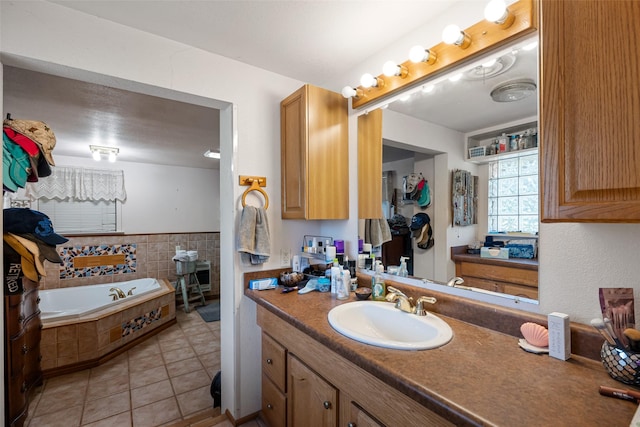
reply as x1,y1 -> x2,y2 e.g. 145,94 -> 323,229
109,287 -> 126,299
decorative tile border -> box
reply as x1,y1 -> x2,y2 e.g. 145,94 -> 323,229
59,243 -> 137,278
119,306 -> 163,340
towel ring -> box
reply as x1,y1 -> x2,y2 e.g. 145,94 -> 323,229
241,179 -> 269,210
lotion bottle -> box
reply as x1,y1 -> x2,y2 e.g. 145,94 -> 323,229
330,259 -> 340,296
337,269 -> 350,300
372,261 -> 386,301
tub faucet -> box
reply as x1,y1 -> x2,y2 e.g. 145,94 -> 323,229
109,292 -> 119,301
127,287 -> 136,296
109,287 -> 126,299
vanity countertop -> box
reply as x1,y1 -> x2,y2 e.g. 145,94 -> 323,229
245,286 -> 636,426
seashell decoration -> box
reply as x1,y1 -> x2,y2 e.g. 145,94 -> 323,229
520,322 -> 549,348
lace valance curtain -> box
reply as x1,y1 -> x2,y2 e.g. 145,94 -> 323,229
26,166 -> 127,202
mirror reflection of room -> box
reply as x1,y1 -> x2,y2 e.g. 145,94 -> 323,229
372,36 -> 539,301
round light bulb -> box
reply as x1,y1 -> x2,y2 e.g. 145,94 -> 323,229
341,86 -> 356,98
383,61 -> 400,77
409,45 -> 427,63
108,151 -> 117,162
448,73 -> 463,82
92,150 -> 101,161
442,24 -> 463,45
360,73 -> 376,88
522,41 -> 538,51
400,94 -> 411,102
484,0 -> 508,23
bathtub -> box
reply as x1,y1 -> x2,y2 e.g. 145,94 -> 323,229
40,278 -> 162,322
39,278 -> 176,376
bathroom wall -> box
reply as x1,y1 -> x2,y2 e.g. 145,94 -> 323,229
40,232 -> 220,297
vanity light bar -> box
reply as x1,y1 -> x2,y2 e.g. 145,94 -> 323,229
348,0 -> 535,109
350,36 -> 537,117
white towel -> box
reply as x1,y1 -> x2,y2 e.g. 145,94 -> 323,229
237,206 -> 271,264
364,218 -> 392,248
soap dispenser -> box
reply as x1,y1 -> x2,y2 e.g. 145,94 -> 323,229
398,257 -> 409,278
372,261 -> 386,301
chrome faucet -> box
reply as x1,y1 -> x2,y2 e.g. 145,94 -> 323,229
385,286 -> 415,313
109,287 -> 126,299
415,296 -> 437,316
446,276 -> 465,288
386,286 -> 437,316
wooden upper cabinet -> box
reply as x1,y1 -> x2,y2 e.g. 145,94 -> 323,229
540,0 -> 640,222
280,84 -> 348,220
357,109 -> 383,219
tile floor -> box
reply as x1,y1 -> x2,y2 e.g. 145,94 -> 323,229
26,306 -> 222,427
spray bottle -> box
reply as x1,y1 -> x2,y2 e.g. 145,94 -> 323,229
398,257 -> 409,278
372,260 -> 386,301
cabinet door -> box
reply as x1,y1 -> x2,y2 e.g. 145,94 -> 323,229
288,354 -> 337,427
358,109 -> 383,219
541,0 -> 640,222
281,86 -> 308,219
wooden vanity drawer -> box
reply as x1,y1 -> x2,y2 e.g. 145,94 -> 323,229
262,373 -> 286,427
262,333 -> 286,392
459,261 -> 537,287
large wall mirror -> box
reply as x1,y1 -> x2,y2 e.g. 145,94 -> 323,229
358,33 -> 540,304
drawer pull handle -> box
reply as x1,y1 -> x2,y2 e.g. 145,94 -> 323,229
348,423 -> 356,427
36,297 -> 41,304
267,403 -> 273,410
323,401 -> 331,409
20,382 -> 27,393
22,345 -> 29,354
266,358 -> 273,365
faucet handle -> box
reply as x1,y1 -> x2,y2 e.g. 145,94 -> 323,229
127,287 -> 136,296
415,296 -> 437,316
109,292 -> 119,301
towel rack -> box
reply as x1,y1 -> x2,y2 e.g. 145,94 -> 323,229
240,175 -> 269,210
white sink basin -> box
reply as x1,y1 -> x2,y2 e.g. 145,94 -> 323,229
327,301 -> 453,350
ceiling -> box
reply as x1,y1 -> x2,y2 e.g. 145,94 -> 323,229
2,1 -> 537,169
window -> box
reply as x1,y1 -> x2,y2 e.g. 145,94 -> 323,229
25,166 -> 126,234
488,151 -> 538,234
37,198 -> 118,234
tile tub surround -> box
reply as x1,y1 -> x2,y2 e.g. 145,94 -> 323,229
246,288 -> 637,426
41,279 -> 177,377
41,232 -> 221,297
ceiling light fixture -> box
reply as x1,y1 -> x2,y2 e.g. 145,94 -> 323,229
360,73 -> 384,89
409,45 -> 437,65
90,145 -> 119,162
490,79 -> 537,102
341,86 -> 364,99
382,61 -> 409,78
484,0 -> 515,28
204,150 -> 221,159
442,24 -> 471,49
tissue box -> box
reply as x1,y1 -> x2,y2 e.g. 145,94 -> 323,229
480,247 -> 509,259
506,244 -> 535,259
